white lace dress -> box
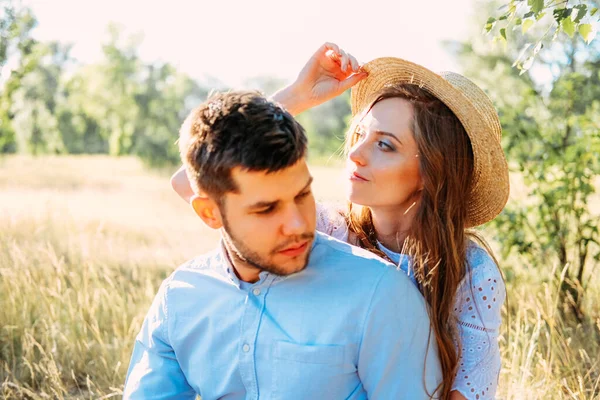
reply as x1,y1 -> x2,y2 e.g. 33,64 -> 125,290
316,203 -> 504,400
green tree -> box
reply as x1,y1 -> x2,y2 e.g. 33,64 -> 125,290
100,23 -> 142,156
9,41 -> 70,154
458,2 -> 600,319
132,62 -> 208,166
488,0 -> 599,71
56,69 -> 108,154
0,1 -> 37,152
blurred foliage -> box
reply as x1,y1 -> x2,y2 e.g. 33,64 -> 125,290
489,0 -> 599,72
0,3 -> 349,166
460,1 -> 600,320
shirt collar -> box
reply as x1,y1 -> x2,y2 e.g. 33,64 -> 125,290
216,234 -> 322,289
217,239 -> 273,289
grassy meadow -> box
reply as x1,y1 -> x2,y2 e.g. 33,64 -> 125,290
0,155 -> 599,399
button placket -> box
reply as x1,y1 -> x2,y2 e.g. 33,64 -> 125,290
237,276 -> 273,399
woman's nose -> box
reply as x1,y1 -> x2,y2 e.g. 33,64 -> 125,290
348,140 -> 368,166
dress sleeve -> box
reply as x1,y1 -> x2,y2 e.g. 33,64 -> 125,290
315,202 -> 349,242
451,246 -> 506,400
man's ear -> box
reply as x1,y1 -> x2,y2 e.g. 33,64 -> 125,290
190,194 -> 223,229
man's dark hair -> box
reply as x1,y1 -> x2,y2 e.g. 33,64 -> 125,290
179,90 -> 307,201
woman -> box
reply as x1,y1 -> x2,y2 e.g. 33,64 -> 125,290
172,43 -> 509,400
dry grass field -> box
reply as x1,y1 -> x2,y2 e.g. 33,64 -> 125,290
0,155 -> 599,399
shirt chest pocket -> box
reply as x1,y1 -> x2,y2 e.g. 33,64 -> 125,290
272,341 -> 360,400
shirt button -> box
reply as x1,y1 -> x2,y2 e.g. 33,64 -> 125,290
242,344 -> 250,352
252,288 -> 261,296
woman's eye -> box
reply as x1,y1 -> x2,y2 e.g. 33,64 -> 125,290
377,141 -> 394,151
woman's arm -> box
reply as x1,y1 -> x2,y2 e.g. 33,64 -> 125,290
451,247 -> 506,399
170,165 -> 195,204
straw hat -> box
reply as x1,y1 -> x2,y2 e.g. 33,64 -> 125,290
351,57 -> 509,228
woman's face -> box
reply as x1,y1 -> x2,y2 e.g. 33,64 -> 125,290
346,97 -> 422,211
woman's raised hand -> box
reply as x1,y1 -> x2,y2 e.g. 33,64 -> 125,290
272,42 -> 367,115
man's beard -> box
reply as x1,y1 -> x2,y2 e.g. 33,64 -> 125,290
221,213 -> 314,277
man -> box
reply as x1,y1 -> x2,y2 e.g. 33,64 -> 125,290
124,91 -> 441,399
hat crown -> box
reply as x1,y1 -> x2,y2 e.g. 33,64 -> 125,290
439,72 -> 502,143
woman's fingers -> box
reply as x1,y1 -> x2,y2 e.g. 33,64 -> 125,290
339,71 -> 368,91
321,42 -> 360,72
339,48 -> 350,72
326,49 -> 341,64
348,53 -> 360,72
321,42 -> 341,59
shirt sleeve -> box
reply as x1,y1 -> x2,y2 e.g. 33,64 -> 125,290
357,267 -> 443,399
123,280 -> 196,400
451,247 -> 505,400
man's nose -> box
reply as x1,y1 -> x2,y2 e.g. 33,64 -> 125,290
281,205 -> 308,237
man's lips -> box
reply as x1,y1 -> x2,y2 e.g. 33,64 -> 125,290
278,241 -> 309,257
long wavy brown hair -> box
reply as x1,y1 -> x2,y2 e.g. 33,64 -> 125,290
345,84 -> 501,399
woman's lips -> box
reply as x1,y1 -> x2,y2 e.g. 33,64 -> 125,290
350,171 -> 369,182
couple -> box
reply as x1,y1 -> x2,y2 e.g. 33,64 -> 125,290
124,43 -> 509,400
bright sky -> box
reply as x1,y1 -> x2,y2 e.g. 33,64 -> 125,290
25,0 -> 477,87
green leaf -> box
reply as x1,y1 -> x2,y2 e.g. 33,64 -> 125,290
573,4 -> 587,23
500,28 -> 507,40
523,19 -> 535,33
590,8 -> 598,17
524,11 -> 535,18
562,16 -> 575,37
528,0 -> 544,14
553,8 -> 571,23
536,12 -> 546,21
521,56 -> 535,74
499,15 -> 509,21
485,16 -> 496,33
515,17 -> 523,26
579,23 -> 595,43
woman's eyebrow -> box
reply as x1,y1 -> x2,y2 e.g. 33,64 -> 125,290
374,130 -> 403,145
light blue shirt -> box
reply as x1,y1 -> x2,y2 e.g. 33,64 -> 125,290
124,232 -> 442,400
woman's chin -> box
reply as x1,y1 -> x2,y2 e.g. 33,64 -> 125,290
346,189 -> 370,207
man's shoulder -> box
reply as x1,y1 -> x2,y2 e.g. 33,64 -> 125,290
164,247 -> 228,290
315,231 -> 387,259
312,232 -> 397,278
313,233 -> 428,321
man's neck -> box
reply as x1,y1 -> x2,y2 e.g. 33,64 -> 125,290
222,239 -> 261,283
